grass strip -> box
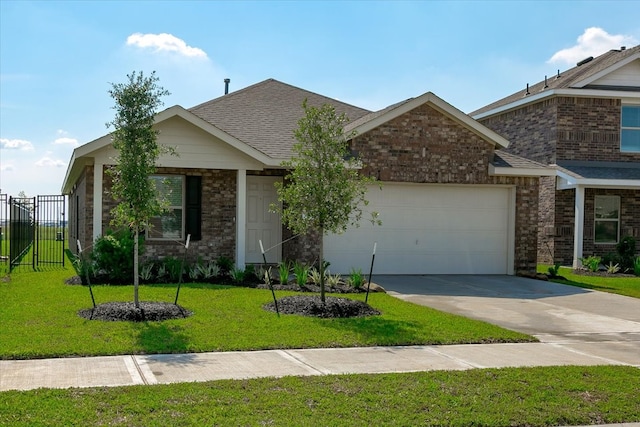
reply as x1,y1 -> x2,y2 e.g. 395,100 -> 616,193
0,266 -> 533,359
1,366 -> 638,426
538,265 -> 640,299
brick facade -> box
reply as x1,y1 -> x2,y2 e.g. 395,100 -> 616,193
479,96 -> 640,265
68,165 -> 92,254
79,166 -> 237,265
71,103 -> 542,273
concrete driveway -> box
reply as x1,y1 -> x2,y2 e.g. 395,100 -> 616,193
374,275 -> 640,366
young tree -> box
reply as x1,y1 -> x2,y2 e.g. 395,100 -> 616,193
106,71 -> 171,308
273,100 -> 378,303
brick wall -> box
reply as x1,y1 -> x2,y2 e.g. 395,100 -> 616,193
99,166 -> 237,264
583,188 -> 640,258
479,98 -> 558,164
555,97 -> 640,162
68,165 -> 92,254
480,96 -> 640,266
537,176 -> 556,264
554,188 -> 576,265
479,96 -> 640,164
355,104 -> 494,183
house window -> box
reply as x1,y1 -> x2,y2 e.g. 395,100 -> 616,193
149,175 -> 184,240
594,195 -> 620,244
621,105 -> 640,152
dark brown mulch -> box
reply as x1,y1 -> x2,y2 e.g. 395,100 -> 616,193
78,301 -> 192,322
572,269 -> 637,278
255,282 -> 366,293
263,295 -> 381,318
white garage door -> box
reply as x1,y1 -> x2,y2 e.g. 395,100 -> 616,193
323,184 -> 513,275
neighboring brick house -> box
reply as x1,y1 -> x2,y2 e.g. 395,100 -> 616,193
62,79 -> 550,275
472,45 -> 640,268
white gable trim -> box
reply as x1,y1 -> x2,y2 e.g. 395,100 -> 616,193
353,92 -> 510,149
572,52 -> 640,88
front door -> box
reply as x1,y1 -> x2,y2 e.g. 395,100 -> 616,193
245,176 -> 282,264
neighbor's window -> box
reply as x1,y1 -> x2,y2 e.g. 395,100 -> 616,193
621,105 -> 640,152
594,195 -> 620,244
149,175 -> 184,240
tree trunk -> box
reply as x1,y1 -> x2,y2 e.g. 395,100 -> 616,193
134,228 -> 139,308
319,226 -> 325,304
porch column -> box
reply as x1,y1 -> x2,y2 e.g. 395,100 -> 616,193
236,169 -> 246,269
92,162 -> 103,243
572,186 -> 585,269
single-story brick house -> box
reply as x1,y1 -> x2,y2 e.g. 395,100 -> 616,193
472,45 -> 640,268
62,79 -> 551,274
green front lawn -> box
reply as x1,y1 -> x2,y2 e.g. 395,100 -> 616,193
0,266 -> 534,359
538,265 -> 640,298
2,366 -> 638,426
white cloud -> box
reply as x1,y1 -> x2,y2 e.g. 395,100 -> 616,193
0,138 -> 34,151
0,161 -> 14,172
35,156 -> 66,168
548,27 -> 638,65
53,137 -> 78,147
126,33 -> 208,58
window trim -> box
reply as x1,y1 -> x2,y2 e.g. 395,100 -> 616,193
148,175 -> 185,241
620,105 -> 640,153
593,195 -> 620,245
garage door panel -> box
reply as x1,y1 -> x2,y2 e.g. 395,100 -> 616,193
324,184 -> 511,275
383,209 -> 505,229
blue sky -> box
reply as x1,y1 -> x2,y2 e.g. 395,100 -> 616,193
1,0 -> 639,197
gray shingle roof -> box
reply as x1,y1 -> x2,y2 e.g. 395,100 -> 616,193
189,79 -> 371,159
556,160 -> 640,181
492,150 -> 549,169
471,45 -> 640,116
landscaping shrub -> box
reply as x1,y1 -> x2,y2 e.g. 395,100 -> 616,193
579,255 -> 601,273
278,261 -> 291,285
196,260 -> 220,282
162,256 -> 184,283
616,236 -> 637,271
230,267 -> 246,285
216,255 -> 233,276
91,229 -> 141,284
293,261 -> 309,287
547,262 -> 561,278
347,267 -> 365,289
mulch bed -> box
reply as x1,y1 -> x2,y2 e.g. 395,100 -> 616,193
73,278 -> 382,321
571,269 -> 637,278
263,295 -> 381,318
78,301 -> 192,322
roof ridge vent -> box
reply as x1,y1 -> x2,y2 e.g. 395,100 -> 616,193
576,56 -> 594,66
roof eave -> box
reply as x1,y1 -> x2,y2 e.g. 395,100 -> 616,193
556,169 -> 640,190
61,105 -> 282,192
489,164 -> 556,177
474,88 -> 640,120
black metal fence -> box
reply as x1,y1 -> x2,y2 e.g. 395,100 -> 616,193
34,195 -> 66,268
0,194 -> 7,265
9,197 -> 35,269
0,194 -> 66,271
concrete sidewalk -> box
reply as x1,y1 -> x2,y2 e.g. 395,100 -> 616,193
1,341 -> 637,392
